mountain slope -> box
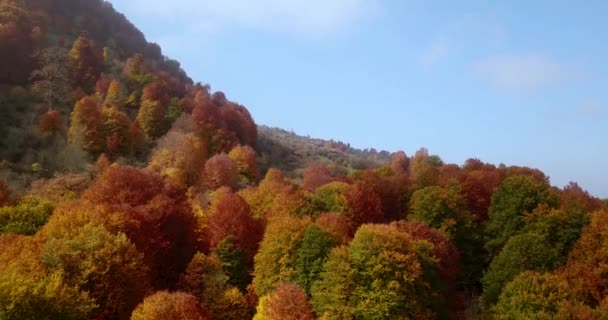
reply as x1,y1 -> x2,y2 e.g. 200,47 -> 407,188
256,125 -> 390,177
0,0 -> 256,192
0,3 -> 606,320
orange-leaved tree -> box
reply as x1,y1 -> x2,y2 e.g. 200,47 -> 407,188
131,291 -> 212,320
254,283 -> 315,320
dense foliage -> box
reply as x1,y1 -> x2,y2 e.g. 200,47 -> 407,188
0,1 -> 606,319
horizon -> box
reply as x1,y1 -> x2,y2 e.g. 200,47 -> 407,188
108,0 -> 607,198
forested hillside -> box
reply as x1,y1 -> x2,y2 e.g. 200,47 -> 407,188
257,125 -> 390,178
1,1 -> 607,319
0,0 -> 255,193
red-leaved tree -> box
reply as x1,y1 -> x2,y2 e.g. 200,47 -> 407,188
207,187 -> 263,261
83,165 -> 199,289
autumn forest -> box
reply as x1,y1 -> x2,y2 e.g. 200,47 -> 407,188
0,1 -> 607,319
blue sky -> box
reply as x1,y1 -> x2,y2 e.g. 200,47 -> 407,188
108,0 -> 607,198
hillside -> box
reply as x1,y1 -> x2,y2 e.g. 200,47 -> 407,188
256,125 -> 390,178
0,1 -> 607,320
0,0 -> 256,193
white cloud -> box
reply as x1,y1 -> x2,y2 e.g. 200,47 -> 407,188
112,0 -> 380,36
474,54 -> 571,91
419,38 -> 450,70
